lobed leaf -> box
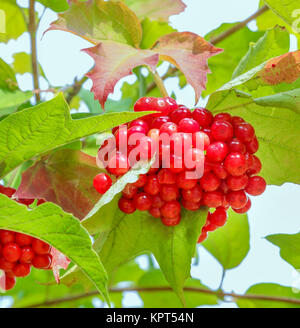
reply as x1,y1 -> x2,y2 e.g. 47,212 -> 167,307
0,194 -> 109,302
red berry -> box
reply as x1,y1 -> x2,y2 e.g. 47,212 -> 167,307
233,198 -> 252,214
198,230 -> 208,243
234,123 -> 255,143
134,97 -> 154,112
157,169 -> 176,184
226,174 -> 249,191
209,208 -> 227,226
202,191 -> 224,208
129,119 -> 149,133
122,184 -> 138,199
160,184 -> 179,202
144,175 -> 160,196
182,199 -> 201,211
32,239 -> 51,255
127,125 -> 146,141
2,243 -> 21,262
224,152 -> 248,176
247,156 -> 262,176
192,108 -> 213,127
204,222 -> 218,232
211,120 -> 233,141
245,176 -> 266,196
161,200 -> 181,220
246,137 -> 259,154
4,275 -> 16,291
214,113 -> 231,123
32,254 -> 52,269
176,171 -> 198,190
228,138 -> 246,154
118,197 -> 136,214
181,185 -> 203,203
231,116 -> 245,126
178,118 -> 200,133
226,190 -> 248,209
149,207 -> 161,218
0,230 -> 15,244
170,106 -> 192,124
133,193 -> 152,211
161,215 -> 181,227
15,233 -> 33,246
192,131 -> 210,150
160,122 -> 178,136
211,163 -> 228,179
133,174 -> 147,188
206,142 -> 229,163
93,173 -> 112,194
152,195 -> 164,208
107,152 -> 129,176
169,155 -> 185,174
13,263 -> 31,277
151,116 -> 170,129
0,257 -> 15,271
19,246 -> 35,264
200,172 -> 221,192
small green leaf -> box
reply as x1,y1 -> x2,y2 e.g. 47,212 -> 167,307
266,232 -> 300,270
0,93 -> 152,178
138,269 -> 218,308
237,283 -> 300,308
0,194 -> 109,302
202,209 -> 250,270
0,89 -> 33,111
0,58 -> 18,91
37,0 -> 69,12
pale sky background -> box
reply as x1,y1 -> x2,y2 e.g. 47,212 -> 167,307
1,0 -> 300,308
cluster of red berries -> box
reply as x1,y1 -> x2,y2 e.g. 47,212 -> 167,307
0,186 -> 52,291
93,97 -> 266,243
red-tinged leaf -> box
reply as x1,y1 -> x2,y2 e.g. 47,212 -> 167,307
83,41 -> 159,108
51,248 -> 71,283
117,0 -> 186,22
15,150 -> 102,220
47,0 -> 142,47
260,50 -> 300,85
153,32 -> 223,103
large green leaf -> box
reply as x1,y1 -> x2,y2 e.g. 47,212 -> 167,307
48,0 -> 142,47
0,0 -> 27,43
0,194 -> 109,302
266,232 -> 300,270
0,93 -> 152,178
96,207 -> 208,302
207,88 -> 300,185
202,209 -> 250,270
203,23 -> 264,96
138,269 -> 218,308
232,26 -> 290,79
237,283 -> 300,308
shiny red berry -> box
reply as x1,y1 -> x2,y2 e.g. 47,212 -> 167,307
245,176 -> 266,196
228,138 -> 246,154
157,169 -> 176,184
192,108 -> 213,127
181,185 -> 203,203
202,191 -> 224,208
134,193 -> 152,211
2,243 -> 21,262
170,106 -> 192,124
93,173 -> 112,194
122,184 -> 138,199
149,207 -> 161,218
181,199 -> 201,211
118,197 -> 136,214
0,230 -> 15,244
226,174 -> 249,191
233,198 -> 252,214
224,152 -> 248,176
32,239 -> 51,255
160,184 -> 179,202
234,123 -> 255,143
226,190 -> 248,209
32,254 -> 52,269
178,118 -> 200,133
176,171 -> 198,190
107,152 -> 130,176
200,172 -> 221,192
15,233 -> 32,247
19,246 -> 35,264
144,175 -> 160,196
209,208 -> 227,226
211,120 -> 233,141
206,141 -> 229,163
13,263 -> 31,277
161,200 -> 181,220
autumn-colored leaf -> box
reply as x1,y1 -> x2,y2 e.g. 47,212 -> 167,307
50,248 -> 71,283
117,0 -> 186,22
47,0 -> 142,47
83,41 -> 159,108
15,150 -> 102,220
260,51 -> 300,85
153,32 -> 223,103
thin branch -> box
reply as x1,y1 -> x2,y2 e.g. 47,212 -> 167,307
28,0 -> 40,103
23,286 -> 300,308
146,5 -> 269,94
66,76 -> 88,104
152,70 -> 169,97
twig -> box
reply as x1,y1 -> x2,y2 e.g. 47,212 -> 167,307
66,76 -> 88,104
146,5 -> 269,94
28,0 -> 40,103
23,286 -> 300,308
152,70 -> 169,97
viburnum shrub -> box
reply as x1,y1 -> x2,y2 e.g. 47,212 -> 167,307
93,96 -> 266,242
1,0 -> 300,309
0,187 -> 52,291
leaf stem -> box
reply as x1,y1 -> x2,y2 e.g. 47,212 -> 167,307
28,0 -> 40,103
151,70 -> 169,98
23,285 -> 300,308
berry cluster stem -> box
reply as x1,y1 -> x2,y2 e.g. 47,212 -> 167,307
152,70 -> 169,98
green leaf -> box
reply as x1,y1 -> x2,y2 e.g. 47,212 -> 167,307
0,193 -> 109,302
232,26 -> 290,79
116,0 -> 186,22
266,232 -> 300,270
37,0 -> 69,12
12,52 -> 45,78
0,89 -> 33,112
140,18 -> 175,49
237,283 -> 300,308
203,23 -> 264,96
0,0 -> 27,43
83,158 -> 154,229
0,58 -> 18,91
207,88 -> 300,185
138,269 -> 218,308
95,207 -> 208,302
263,0 -> 300,28
48,0 -> 142,47
0,93 -> 152,178
202,209 -> 250,270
